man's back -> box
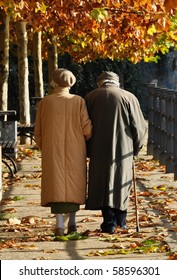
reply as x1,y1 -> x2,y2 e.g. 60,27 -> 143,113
85,72 -> 147,216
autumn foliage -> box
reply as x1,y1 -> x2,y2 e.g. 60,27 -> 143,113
1,1 -> 177,61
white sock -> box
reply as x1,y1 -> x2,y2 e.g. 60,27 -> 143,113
56,214 -> 64,229
68,212 -> 76,226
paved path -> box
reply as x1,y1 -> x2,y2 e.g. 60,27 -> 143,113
0,139 -> 177,260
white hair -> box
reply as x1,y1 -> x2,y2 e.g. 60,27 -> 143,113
97,79 -> 120,88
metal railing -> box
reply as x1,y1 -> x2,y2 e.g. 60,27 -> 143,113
147,82 -> 177,179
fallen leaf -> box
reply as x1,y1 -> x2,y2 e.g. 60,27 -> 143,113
168,252 -> 177,260
1,208 -> 17,213
13,196 -> 25,201
152,185 -> 167,190
138,191 -> 153,197
24,184 -> 33,188
34,257 -> 48,260
42,249 -> 60,253
15,244 -> 38,250
1,198 -> 14,205
79,218 -> 96,223
8,217 -> 21,225
99,236 -> 121,242
139,215 -> 149,221
54,232 -> 88,241
23,149 -> 34,157
21,216 -> 42,224
171,215 -> 177,221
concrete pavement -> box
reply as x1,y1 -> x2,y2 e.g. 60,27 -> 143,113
0,139 -> 177,260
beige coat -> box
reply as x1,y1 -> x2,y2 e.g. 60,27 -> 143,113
34,88 -> 92,206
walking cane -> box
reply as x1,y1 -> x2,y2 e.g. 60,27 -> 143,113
132,162 -> 140,232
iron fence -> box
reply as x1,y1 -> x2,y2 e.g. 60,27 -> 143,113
147,82 -> 177,180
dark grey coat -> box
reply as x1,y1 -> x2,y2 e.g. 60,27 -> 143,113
85,84 -> 147,211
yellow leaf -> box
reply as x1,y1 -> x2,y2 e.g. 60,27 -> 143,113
153,184 -> 167,190
35,2 -> 48,13
168,30 -> 177,40
101,31 -> 106,42
23,149 -> 34,156
24,184 -> 33,188
147,24 -> 157,35
81,41 -> 86,48
40,2 -> 48,13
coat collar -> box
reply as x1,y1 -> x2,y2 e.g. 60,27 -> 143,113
53,87 -> 70,95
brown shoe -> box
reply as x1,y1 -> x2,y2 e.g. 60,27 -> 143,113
55,227 -> 64,236
67,225 -> 77,235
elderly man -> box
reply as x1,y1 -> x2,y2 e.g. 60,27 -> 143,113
85,71 -> 147,233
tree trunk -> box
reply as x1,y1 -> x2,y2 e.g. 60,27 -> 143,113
15,21 -> 30,144
0,10 -> 9,111
15,21 -> 30,124
33,31 -> 44,98
47,41 -> 58,94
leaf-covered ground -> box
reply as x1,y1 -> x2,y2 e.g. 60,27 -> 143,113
0,144 -> 177,260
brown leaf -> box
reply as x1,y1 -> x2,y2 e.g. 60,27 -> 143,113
24,183 -> 40,189
21,216 -> 42,224
1,198 -> 14,205
42,249 -> 60,253
79,218 -> 96,223
130,241 -> 142,249
15,244 -> 38,250
167,209 -> 177,215
168,252 -> 177,260
171,227 -> 177,232
164,0 -> 177,13
139,215 -> 149,221
138,191 -> 153,197
1,208 -> 17,213
171,215 -> 177,221
111,244 -> 125,249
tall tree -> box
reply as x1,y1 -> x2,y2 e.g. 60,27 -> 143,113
15,21 -> 30,126
0,9 -> 9,111
33,31 -> 44,98
47,37 -> 58,94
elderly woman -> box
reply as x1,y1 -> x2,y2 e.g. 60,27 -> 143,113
34,68 -> 92,236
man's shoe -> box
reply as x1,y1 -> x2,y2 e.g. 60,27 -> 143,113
120,225 -> 127,229
55,227 -> 64,236
67,225 -> 77,235
101,227 -> 115,234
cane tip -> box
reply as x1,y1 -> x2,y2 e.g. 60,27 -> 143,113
136,226 -> 140,233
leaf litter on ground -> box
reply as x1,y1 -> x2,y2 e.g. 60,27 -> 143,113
53,231 -> 88,241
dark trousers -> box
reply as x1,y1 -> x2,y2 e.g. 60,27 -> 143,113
101,207 -> 127,232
